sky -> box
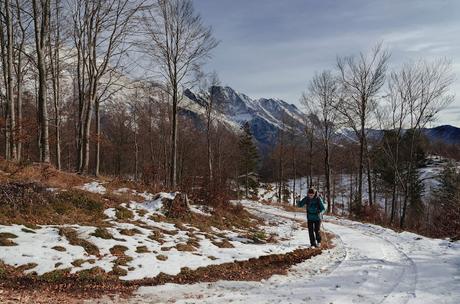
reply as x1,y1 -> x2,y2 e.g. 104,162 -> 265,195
192,0 -> 460,127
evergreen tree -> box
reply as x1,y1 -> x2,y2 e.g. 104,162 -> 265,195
239,122 -> 259,198
433,161 -> 460,239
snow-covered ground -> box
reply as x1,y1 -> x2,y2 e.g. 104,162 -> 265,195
115,200 -> 460,304
0,185 -> 312,281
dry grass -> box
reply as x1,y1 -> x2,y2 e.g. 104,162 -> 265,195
119,228 -> 142,236
71,259 -> 86,267
156,254 -> 168,261
110,245 -> 133,267
0,160 -> 86,187
115,206 -> 134,221
91,228 -> 114,240
135,246 -> 150,254
110,245 -> 128,256
59,228 -> 100,256
148,230 -> 165,244
21,228 -> 36,234
109,265 -> 128,277
51,246 -> 66,252
0,183 -> 107,226
211,239 -> 234,248
0,232 -> 18,246
175,243 -> 196,252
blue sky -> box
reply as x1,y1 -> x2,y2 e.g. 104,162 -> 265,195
192,0 -> 460,127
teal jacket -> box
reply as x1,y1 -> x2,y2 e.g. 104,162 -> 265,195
297,195 -> 326,221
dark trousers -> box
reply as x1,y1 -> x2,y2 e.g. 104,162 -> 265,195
308,220 -> 321,246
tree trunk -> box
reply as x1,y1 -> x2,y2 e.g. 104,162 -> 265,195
170,90 -> 178,188
32,0 -> 51,164
325,140 -> 331,213
207,120 -> 213,184
390,175 -> 397,224
5,0 -> 16,161
80,94 -> 94,174
94,99 -> 100,176
0,19 -> 8,159
366,141 -> 373,206
51,0 -> 61,170
292,149 -> 296,206
357,121 -> 365,210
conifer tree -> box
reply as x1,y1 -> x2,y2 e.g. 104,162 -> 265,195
433,161 -> 460,239
239,122 -> 259,198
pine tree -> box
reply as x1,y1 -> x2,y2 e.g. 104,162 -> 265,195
239,122 -> 259,198
433,161 -> 460,239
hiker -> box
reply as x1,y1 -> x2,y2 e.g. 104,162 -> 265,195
297,187 -> 326,247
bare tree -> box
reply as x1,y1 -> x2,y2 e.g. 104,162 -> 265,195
13,0 -> 32,162
48,0 -> 63,169
302,70 -> 340,213
387,59 -> 454,228
0,0 -> 18,161
336,44 -> 390,210
197,71 -> 220,185
141,0 -> 218,188
70,0 -> 141,174
32,0 -> 51,163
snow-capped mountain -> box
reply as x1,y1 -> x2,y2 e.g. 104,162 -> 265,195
182,86 -> 306,151
181,86 -> 460,153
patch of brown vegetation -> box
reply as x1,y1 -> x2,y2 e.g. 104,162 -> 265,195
175,243 -> 196,252
51,246 -> 66,252
211,239 -> 234,248
0,182 -> 107,226
156,254 -> 168,261
110,245 -> 133,267
137,209 -> 148,217
109,245 -> 128,256
16,263 -> 38,272
21,227 -> 36,234
0,232 -> 18,246
109,265 -> 128,277
91,228 -> 114,239
115,206 -> 134,221
0,160 -> 87,189
135,246 -> 149,253
59,228 -> 100,256
119,228 -> 142,236
148,230 -> 165,244
71,259 -> 86,267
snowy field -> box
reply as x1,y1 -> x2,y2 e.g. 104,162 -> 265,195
0,183 -> 312,281
110,200 -> 460,304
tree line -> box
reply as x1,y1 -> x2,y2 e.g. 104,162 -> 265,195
265,43 -> 458,237
1,1 -> 458,237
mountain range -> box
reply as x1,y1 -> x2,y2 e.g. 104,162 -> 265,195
182,86 -> 305,152
179,86 -> 460,152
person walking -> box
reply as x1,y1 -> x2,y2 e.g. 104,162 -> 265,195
298,187 -> 326,247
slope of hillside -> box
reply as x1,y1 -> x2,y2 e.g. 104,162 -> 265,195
102,200 -> 460,304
